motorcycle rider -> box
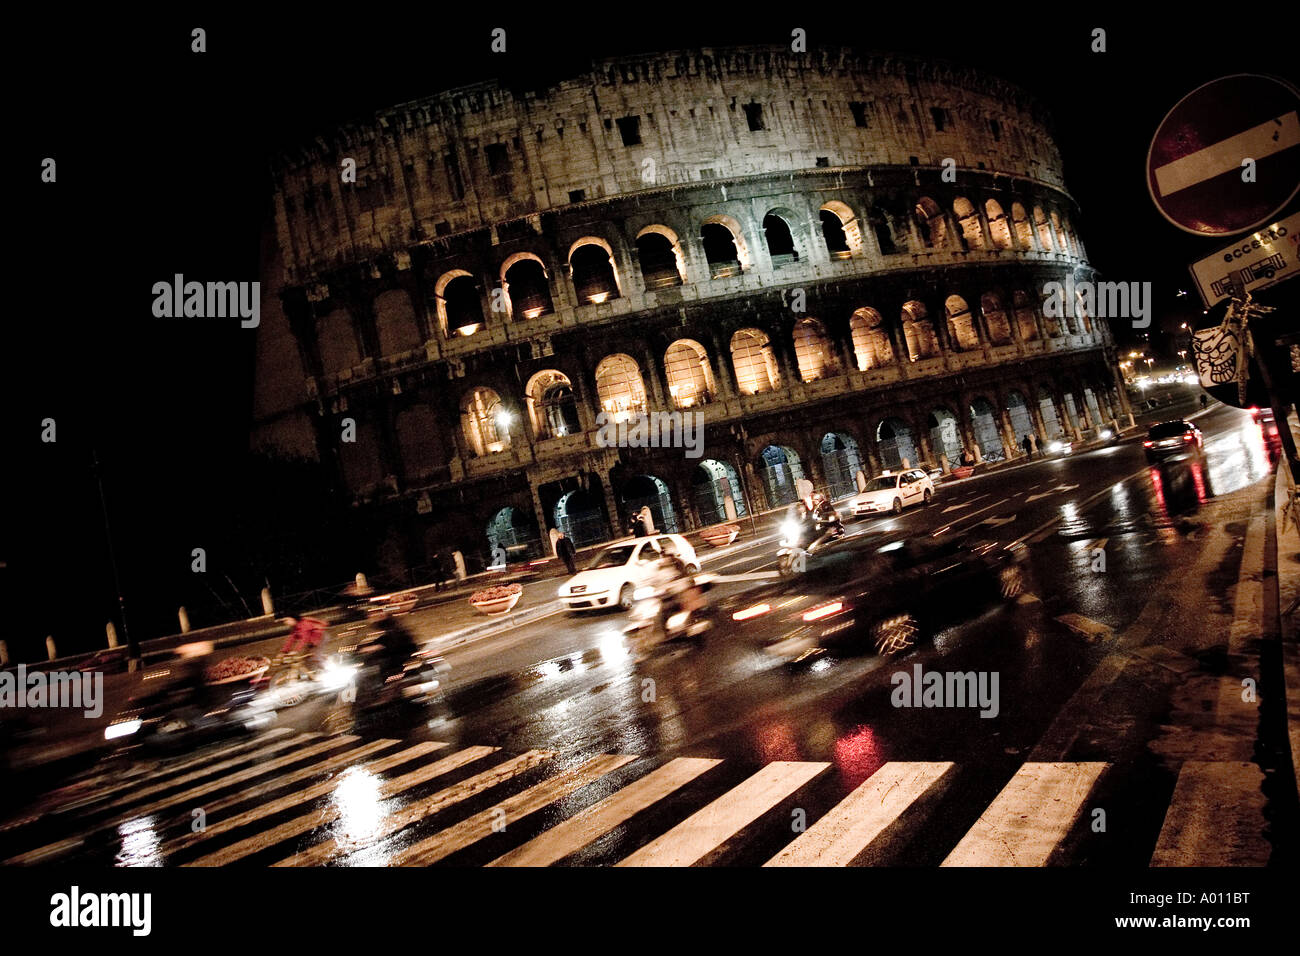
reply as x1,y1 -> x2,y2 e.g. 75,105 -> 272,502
169,641 -> 218,714
642,546 -> 705,643
799,491 -> 844,551
360,606 -> 419,699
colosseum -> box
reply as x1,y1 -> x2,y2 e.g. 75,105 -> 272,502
251,45 -> 1131,574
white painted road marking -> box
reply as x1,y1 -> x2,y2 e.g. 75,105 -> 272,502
489,757 -> 722,867
942,762 -> 1108,866
392,753 -> 638,866
189,745 -> 503,867
273,748 -> 548,867
1151,761 -> 1270,866
617,761 -> 829,867
765,762 -> 956,867
160,739 -> 428,858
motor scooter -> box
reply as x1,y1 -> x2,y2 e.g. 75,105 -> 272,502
777,504 -> 844,577
623,576 -> 714,653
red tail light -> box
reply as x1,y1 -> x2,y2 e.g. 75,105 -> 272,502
1143,441 -> 1153,447
732,603 -> 771,621
802,602 -> 845,622
1182,433 -> 1194,441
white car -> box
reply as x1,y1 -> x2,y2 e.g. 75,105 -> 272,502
559,534 -> 700,611
848,469 -> 935,517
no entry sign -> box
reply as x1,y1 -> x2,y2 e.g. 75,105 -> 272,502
1147,74 -> 1300,236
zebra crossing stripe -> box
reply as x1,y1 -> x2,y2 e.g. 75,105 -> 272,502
488,756 -> 723,867
98,732 -> 321,814
159,738 -> 415,857
271,748 -> 553,867
64,728 -> 300,812
1150,761 -> 1270,866
0,730 -> 292,842
392,753 -> 638,866
187,744 -> 499,867
617,761 -> 830,867
765,761 -> 956,867
4,733 -> 333,865
941,762 -> 1108,866
111,735 -> 354,823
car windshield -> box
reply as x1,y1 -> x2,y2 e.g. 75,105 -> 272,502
863,476 -> 899,492
1148,422 -> 1190,439
586,545 -> 636,570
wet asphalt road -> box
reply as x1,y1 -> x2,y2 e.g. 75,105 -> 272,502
0,396 -> 1285,866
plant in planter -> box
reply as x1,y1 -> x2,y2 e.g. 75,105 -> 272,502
700,523 -> 741,547
469,582 -> 523,615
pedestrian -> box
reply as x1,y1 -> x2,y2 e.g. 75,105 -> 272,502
1021,434 -> 1033,459
556,532 -> 577,575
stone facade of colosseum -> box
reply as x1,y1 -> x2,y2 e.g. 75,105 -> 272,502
252,46 -> 1129,573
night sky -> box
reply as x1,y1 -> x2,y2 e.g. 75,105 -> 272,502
6,11 -> 1295,661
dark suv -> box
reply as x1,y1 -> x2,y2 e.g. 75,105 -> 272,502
1143,420 -> 1203,463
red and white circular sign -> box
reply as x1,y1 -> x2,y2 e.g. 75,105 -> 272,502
1147,73 -> 1300,236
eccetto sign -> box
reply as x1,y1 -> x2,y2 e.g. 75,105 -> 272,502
1189,211 -> 1300,307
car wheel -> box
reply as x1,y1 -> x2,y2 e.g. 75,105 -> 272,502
999,563 -> 1025,599
686,563 -> 700,575
892,498 -> 903,515
618,583 -> 634,611
873,613 -> 918,656
923,489 -> 933,506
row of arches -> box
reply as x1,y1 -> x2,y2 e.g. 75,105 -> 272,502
436,199 -> 1079,331
752,382 -> 1117,506
312,194 -> 1086,369
916,197 -> 1081,257
473,372 -> 1117,560
456,289 -> 1097,456
485,456 -> 751,558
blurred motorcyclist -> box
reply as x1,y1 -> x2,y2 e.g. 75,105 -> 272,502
651,545 -> 706,636
170,641 -> 218,712
364,607 -> 419,686
797,491 -> 844,551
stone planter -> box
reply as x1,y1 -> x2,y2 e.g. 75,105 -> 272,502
700,524 -> 740,547
469,584 -> 523,615
950,466 -> 975,480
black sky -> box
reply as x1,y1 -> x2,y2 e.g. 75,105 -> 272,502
6,9 -> 1296,660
